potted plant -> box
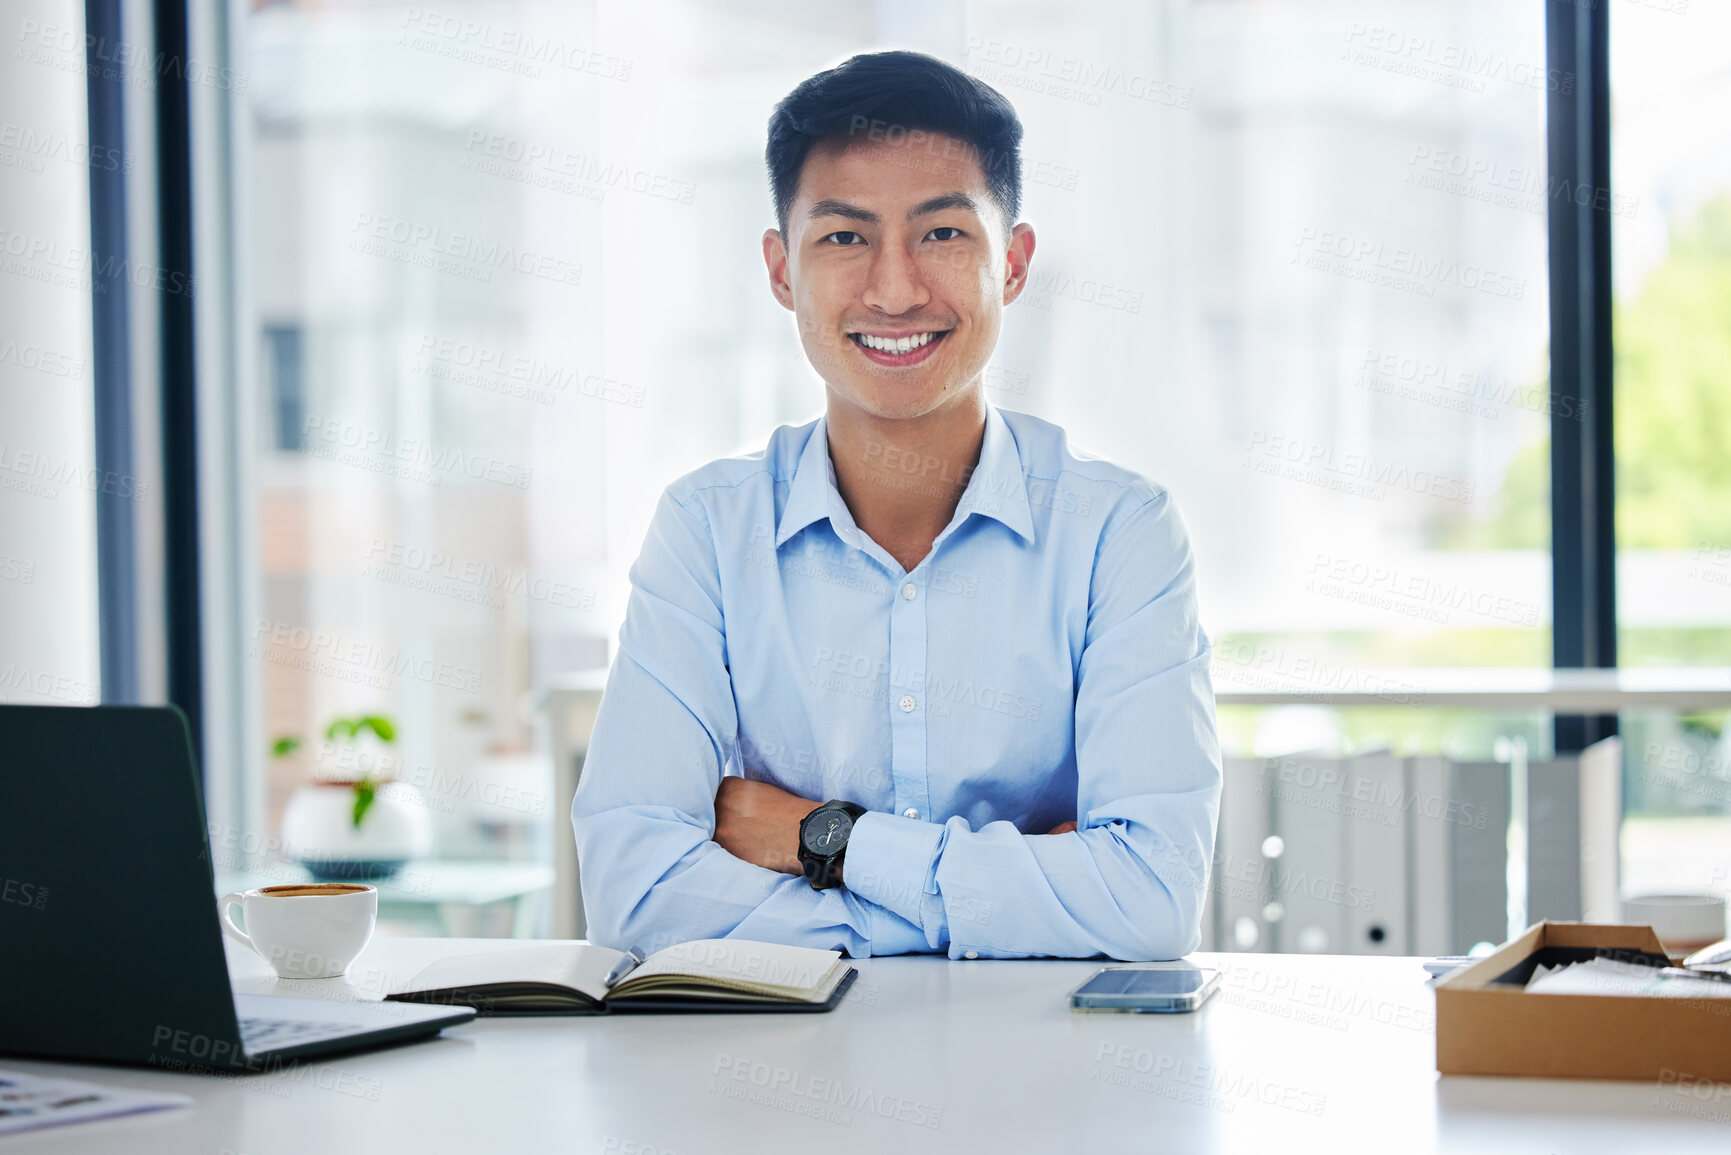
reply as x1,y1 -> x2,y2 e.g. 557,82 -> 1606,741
276,714 -> 433,880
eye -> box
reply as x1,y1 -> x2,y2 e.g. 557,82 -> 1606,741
823,231 -> 865,245
926,227 -> 964,241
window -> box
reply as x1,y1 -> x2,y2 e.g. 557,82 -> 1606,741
263,325 -> 305,452
1610,0 -> 1731,892
221,1 -> 1572,930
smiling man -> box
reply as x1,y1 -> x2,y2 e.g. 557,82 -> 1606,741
571,51 -> 1221,961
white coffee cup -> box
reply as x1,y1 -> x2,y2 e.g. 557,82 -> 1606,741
218,883 -> 378,978
1622,892 -> 1728,955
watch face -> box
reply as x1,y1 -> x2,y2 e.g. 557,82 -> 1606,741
803,809 -> 854,855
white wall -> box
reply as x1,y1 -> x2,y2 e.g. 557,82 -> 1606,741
0,0 -> 100,703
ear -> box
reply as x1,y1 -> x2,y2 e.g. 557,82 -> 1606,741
762,228 -> 796,312
1000,222 -> 1037,306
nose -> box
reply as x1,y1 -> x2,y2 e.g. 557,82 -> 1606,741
861,238 -> 931,316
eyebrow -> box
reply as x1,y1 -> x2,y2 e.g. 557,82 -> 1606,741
806,192 -> 982,224
807,198 -> 878,223
909,192 -> 980,218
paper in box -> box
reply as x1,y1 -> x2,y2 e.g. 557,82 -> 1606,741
1436,921 -> 1731,1082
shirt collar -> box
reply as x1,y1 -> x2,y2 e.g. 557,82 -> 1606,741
774,403 -> 1034,549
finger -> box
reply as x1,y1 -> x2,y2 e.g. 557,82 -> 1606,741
1048,820 -> 1078,835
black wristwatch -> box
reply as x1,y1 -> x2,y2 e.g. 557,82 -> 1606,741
798,800 -> 866,890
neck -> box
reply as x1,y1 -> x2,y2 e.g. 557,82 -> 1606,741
824,385 -> 988,571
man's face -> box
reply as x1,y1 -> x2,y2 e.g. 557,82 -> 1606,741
763,132 -> 1035,423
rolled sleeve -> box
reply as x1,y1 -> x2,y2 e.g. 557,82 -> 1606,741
842,811 -> 948,947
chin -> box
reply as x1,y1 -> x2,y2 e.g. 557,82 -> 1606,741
840,381 -> 956,422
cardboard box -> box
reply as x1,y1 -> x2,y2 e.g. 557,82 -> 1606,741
1436,921 -> 1731,1083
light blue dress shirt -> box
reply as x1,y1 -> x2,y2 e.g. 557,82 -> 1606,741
571,403 -> 1222,961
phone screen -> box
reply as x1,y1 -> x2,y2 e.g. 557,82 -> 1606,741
1074,968 -> 1210,998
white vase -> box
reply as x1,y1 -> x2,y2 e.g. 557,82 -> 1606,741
281,780 -> 433,881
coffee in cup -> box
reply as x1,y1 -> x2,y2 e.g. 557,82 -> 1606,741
218,883 -> 378,978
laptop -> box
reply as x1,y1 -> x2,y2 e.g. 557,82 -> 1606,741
0,704 -> 475,1071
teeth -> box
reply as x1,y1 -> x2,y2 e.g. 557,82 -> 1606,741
856,331 -> 935,354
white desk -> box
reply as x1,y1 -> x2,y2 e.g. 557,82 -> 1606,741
5,939 -> 1728,1154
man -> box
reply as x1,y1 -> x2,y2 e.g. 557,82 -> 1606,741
571,50 -> 1220,961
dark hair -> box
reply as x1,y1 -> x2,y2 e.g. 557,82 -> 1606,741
765,50 -> 1023,234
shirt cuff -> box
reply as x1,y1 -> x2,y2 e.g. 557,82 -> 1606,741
844,811 -> 947,937
857,899 -> 936,957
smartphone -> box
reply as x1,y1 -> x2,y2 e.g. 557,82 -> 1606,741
1068,966 -> 1220,1012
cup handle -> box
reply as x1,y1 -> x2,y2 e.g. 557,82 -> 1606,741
218,892 -> 255,954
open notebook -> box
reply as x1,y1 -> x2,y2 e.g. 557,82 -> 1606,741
386,938 -> 857,1015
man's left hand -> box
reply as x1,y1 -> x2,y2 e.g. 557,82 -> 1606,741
714,776 -> 820,875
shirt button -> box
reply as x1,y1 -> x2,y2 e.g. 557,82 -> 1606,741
901,583 -> 917,600
902,807 -> 920,820
964,950 -> 979,959
898,695 -> 916,713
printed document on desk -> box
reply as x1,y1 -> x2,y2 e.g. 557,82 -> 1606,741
0,1069 -> 191,1136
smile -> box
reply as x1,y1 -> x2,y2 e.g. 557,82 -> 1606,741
847,329 -> 950,366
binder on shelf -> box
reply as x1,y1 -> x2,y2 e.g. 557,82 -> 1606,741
1407,755 -> 1511,957
1268,751 -> 1345,954
1408,755 -> 1454,958
1448,760 -> 1511,954
1578,737 -> 1623,923
1210,755 -> 1278,953
1526,754 -> 1584,924
1343,749 -> 1408,955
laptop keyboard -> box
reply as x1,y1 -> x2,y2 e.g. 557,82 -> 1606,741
240,1016 -> 363,1053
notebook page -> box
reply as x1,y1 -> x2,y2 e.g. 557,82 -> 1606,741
621,939 -> 843,997
394,942 -> 623,1002
613,962 -> 851,1005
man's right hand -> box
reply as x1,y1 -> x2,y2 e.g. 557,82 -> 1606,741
1047,820 -> 1077,835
